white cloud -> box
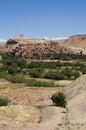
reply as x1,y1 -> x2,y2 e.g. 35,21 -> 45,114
51,37 -> 68,41
42,37 -> 50,40
42,37 -> 68,41
0,39 -> 7,42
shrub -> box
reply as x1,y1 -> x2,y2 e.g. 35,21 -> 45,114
51,92 -> 67,108
55,71 -> 65,80
0,97 -> 10,106
29,68 -> 43,78
43,53 -> 86,60
2,56 -> 26,71
43,70 -> 65,80
6,75 -> 25,83
25,79 -> 56,87
43,71 -> 55,79
8,66 -> 19,74
73,71 -> 80,79
82,67 -> 86,74
0,73 -> 25,83
64,68 -> 73,78
27,61 -> 57,69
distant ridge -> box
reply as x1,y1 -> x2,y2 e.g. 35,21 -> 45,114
62,34 -> 86,49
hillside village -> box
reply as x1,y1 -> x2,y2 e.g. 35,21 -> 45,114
0,34 -> 86,59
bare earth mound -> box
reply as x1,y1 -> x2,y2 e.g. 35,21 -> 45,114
61,74 -> 86,130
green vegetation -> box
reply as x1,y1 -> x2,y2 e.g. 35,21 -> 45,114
29,68 -> 44,78
2,55 -> 26,74
0,97 -> 10,106
26,79 -> 56,87
51,92 -> 67,108
0,72 -> 25,83
43,53 -> 86,60
0,54 -> 86,87
43,70 -> 65,80
28,68 -> 80,80
0,72 -> 57,87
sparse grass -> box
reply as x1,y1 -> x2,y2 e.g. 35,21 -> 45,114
0,72 -> 25,83
25,79 -> 57,87
28,78 -> 72,87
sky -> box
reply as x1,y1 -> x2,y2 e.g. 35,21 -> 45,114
0,0 -> 86,40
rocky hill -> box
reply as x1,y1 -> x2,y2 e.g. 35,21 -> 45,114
61,35 -> 86,53
2,35 -> 63,59
1,34 -> 86,59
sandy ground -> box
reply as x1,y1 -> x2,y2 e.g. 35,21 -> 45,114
0,80 -> 64,130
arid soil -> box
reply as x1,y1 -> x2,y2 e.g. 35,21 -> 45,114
0,74 -> 86,130
0,79 -> 62,130
61,74 -> 86,130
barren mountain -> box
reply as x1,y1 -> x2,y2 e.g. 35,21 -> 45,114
61,35 -> 86,48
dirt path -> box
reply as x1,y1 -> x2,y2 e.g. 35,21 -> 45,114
31,98 -> 66,130
0,97 -> 66,130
